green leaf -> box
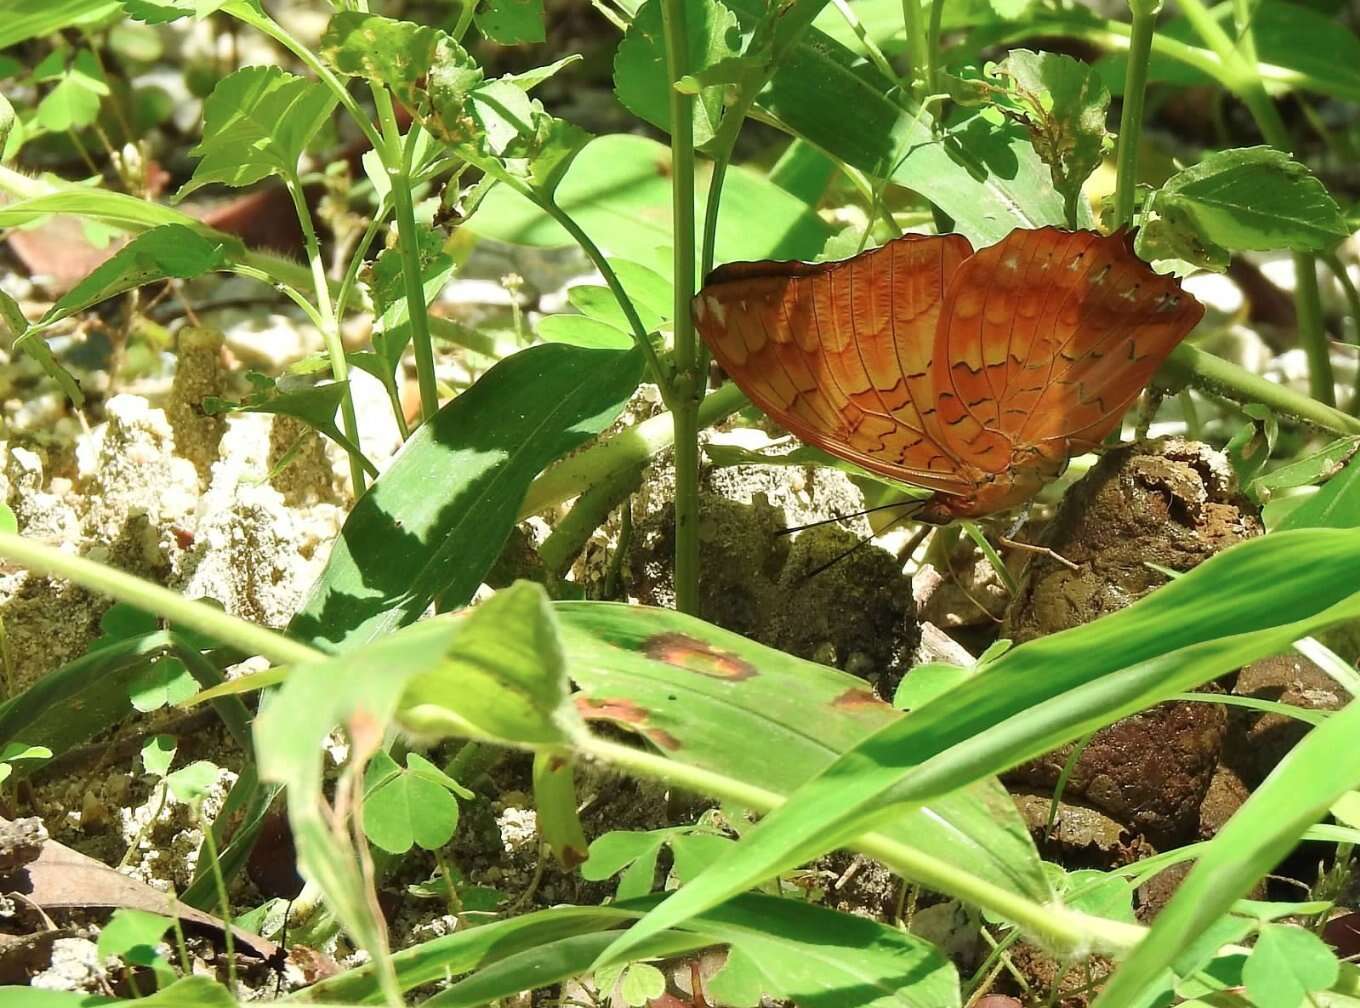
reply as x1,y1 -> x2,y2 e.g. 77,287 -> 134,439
141,735 -> 177,777
128,655 -> 198,712
581,830 -> 671,898
559,603 -> 1048,904
893,663 -> 973,711
96,907 -> 173,962
615,962 -> 666,1006
475,0 -> 545,44
536,315 -> 633,349
1250,437 -> 1360,500
362,750 -> 460,854
614,0 -> 742,147
35,49 -> 109,132
0,0 -> 120,48
993,50 -> 1110,220
121,0 -> 231,23
203,376 -> 377,479
320,12 -> 443,111
532,749 -> 589,867
406,753 -> 474,799
1139,147 -> 1348,267
289,344 -> 643,650
1277,453 -> 1360,531
0,632 -> 173,767
1244,924 -> 1341,1008
179,66 -> 337,198
470,133 -> 832,268
0,92 -> 14,161
165,760 -> 219,805
398,582 -> 583,746
596,527 -> 1360,967
1226,403 -> 1278,490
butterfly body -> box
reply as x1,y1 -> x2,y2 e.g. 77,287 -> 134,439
693,226 -> 1205,521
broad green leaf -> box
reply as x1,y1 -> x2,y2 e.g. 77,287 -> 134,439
142,735 -> 176,777
475,0 -> 545,44
1333,791 -> 1360,828
289,344 -> 643,651
614,0 -> 742,147
1277,453 -> 1360,531
203,376 -> 377,479
362,750 -> 460,853
179,66 -> 337,198
536,315 -> 632,349
320,12 -> 443,111
718,0 -> 1079,243
416,894 -> 955,1008
35,49 -> 109,132
1226,404 -> 1278,490
470,133 -> 832,269
598,528 -> 1360,966
1139,147 -> 1348,266
38,224 -> 232,328
993,50 -> 1110,222
893,663 -> 974,711
398,582 -> 582,746
558,603 -> 1050,903
581,830 -> 672,899
0,0 -> 120,48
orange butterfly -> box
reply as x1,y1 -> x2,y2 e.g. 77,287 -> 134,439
693,226 -> 1204,522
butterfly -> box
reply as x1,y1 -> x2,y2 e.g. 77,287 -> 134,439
693,226 -> 1205,522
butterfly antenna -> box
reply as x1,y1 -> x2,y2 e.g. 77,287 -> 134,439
776,499 -> 924,536
795,501 -> 926,582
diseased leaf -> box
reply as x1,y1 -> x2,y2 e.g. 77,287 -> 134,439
992,50 -> 1110,222
320,12 -> 443,111
1139,147 -> 1348,269
121,0 -> 231,23
614,0 -> 742,147
476,0 -> 545,44
179,66 -> 337,198
533,750 -> 588,867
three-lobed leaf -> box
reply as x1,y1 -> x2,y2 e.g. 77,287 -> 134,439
179,65 -> 337,198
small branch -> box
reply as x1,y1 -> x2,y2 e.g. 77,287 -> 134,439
1112,0 -> 1160,229
0,533 -> 322,667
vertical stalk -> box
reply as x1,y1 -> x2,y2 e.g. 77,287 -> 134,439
901,0 -> 927,93
924,0 -> 944,101
1177,0 -> 1335,405
660,0 -> 701,615
1112,0 -> 1159,229
284,174 -> 368,496
373,92 -> 441,422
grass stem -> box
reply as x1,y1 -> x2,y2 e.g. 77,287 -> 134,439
1111,0 -> 1159,228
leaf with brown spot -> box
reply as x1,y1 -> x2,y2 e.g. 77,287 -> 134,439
643,632 -> 757,681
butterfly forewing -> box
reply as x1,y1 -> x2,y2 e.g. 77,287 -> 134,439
695,234 -> 975,495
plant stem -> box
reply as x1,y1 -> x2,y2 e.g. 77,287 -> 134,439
1175,0 -> 1335,406
0,533 -> 322,667
1161,343 -> 1360,436
284,174 -> 368,496
1111,0 -> 1159,229
541,197 -> 674,405
519,381 -> 748,519
1322,251 -> 1360,413
660,0 -> 701,615
579,734 -> 1146,957
374,91 -> 440,423
901,0 -> 927,93
925,0 -> 944,100
538,462 -> 644,581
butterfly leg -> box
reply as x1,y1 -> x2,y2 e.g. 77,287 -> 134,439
997,535 -> 1080,572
